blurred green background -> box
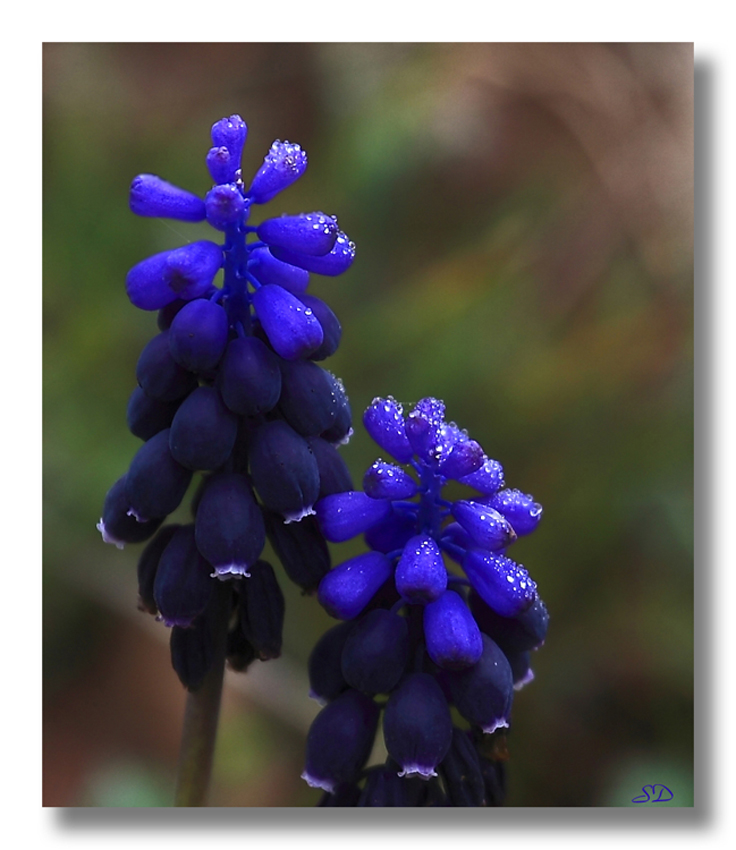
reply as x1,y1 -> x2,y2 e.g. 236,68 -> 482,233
43,43 -> 693,807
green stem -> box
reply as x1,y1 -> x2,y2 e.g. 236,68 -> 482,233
174,581 -> 231,807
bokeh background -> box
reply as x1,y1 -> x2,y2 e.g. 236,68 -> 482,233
43,42 -> 693,807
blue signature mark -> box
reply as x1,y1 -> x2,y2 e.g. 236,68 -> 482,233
631,784 -> 674,803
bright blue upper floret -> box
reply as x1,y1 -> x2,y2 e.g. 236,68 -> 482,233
315,396 -> 543,659
124,114 -> 356,362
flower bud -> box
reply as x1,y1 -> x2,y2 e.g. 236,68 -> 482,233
126,386 -> 180,441
204,183 -> 247,230
126,241 -> 223,311
316,491 -> 392,543
468,590 -> 549,653
136,524 -> 181,615
125,429 -> 193,521
136,332 -> 198,402
248,140 -> 308,204
484,488 -> 543,536
269,230 -> 355,276
257,212 -> 338,256
97,475 -> 164,549
318,551 -> 392,620
194,472 -> 265,578
363,460 -> 417,500
216,336 -> 281,417
438,727 -> 486,807
278,359 -> 339,437
423,589 -> 483,670
129,174 -> 206,221
246,247 -> 310,294
452,500 -> 517,551
298,293 -> 342,361
308,621 -> 355,703
237,560 -> 285,660
302,689 -> 380,793
442,634 -> 514,734
252,283 -> 324,360
209,115 -> 247,181
169,387 -> 238,471
341,609 -> 409,695
153,524 -> 213,628
394,535 -> 447,604
168,298 -> 229,373
362,397 -> 414,463
263,511 -> 330,593
462,549 -> 537,618
249,420 -> 320,521
383,673 -> 453,779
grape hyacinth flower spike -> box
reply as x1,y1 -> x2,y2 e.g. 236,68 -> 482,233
304,397 -> 548,805
98,114 -> 356,806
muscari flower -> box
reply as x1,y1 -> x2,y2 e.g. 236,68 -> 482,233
98,114 -> 356,691
303,397 -> 547,793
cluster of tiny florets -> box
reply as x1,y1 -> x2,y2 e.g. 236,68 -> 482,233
301,397 -> 548,806
98,114 -> 356,690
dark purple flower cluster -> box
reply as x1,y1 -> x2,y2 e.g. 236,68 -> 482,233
98,115 -> 355,690
302,397 -> 548,805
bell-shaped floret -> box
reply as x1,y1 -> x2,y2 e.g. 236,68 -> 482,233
125,429 -> 193,521
438,727 -> 486,807
169,387 -> 238,471
136,524 -> 181,615
442,634 -> 514,734
252,283 -> 324,360
451,500 -> 517,552
246,247 -> 310,294
395,535 -> 447,604
341,609 -> 409,696
462,548 -> 537,618
362,397 -> 414,463
204,183 -> 247,231
264,511 -> 331,593
423,589 -> 483,670
296,293 -> 342,360
307,437 -> 354,498
194,472 -> 265,578
237,560 -> 285,660
126,241 -> 222,311
383,673 -> 453,780
308,620 -> 355,704
458,456 -> 505,495
318,551 -> 392,620
153,524 -> 213,628
363,460 -> 417,500
483,488 -> 543,536
269,230 -> 355,276
468,590 -> 549,654
249,420 -> 320,521
168,298 -> 229,373
316,490 -> 392,543
207,115 -> 247,183
257,212 -> 338,256
302,688 -> 380,793
216,336 -> 281,417
248,140 -> 308,204
126,386 -> 180,441
278,359 -> 339,437
136,332 -> 198,402
129,174 -> 206,221
97,475 -> 164,549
